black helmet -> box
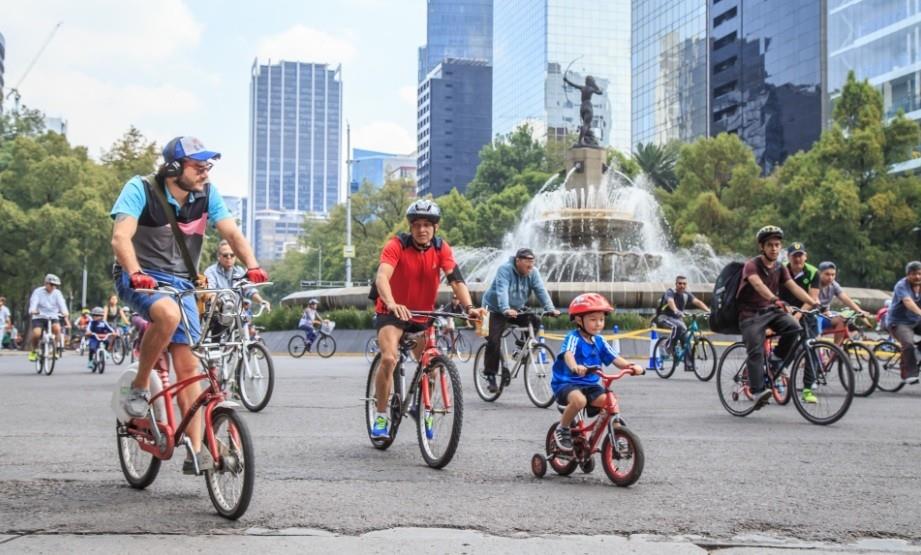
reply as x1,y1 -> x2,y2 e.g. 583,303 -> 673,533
406,199 -> 441,224
906,260 -> 921,274
756,225 -> 784,244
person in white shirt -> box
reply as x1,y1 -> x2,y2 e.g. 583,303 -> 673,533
28,274 -> 70,361
0,296 -> 11,349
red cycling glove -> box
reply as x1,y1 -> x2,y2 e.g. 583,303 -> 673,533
246,267 -> 269,283
130,272 -> 157,290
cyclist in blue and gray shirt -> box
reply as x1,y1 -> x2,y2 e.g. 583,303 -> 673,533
888,261 -> 921,385
481,248 -> 559,393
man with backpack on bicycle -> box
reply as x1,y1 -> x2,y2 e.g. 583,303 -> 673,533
481,248 -> 560,393
887,260 -> 921,385
736,226 -> 817,409
653,275 -> 709,360
110,136 -> 267,474
369,199 -> 482,438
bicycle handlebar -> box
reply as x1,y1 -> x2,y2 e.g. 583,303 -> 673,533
587,366 -> 645,381
408,310 -> 480,321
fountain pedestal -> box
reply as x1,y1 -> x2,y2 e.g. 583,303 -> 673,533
565,147 -> 606,192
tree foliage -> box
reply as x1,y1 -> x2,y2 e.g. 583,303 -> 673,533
632,141 -> 679,191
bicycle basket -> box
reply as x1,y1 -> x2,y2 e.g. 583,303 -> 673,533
321,320 -> 336,334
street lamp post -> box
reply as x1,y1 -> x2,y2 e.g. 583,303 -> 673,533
345,123 -> 353,288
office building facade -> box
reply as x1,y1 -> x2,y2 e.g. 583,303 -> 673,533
417,59 -> 492,197
708,0 -> 826,173
222,195 -> 249,237
248,60 -> 341,260
418,0 -> 493,82
632,0 -> 709,147
352,149 -> 416,190
493,1 -> 632,151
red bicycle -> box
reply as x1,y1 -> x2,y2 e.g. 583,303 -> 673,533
115,285 -> 254,519
531,367 -> 645,486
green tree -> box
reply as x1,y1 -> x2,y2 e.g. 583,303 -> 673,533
632,141 -> 679,191
466,125 -> 548,200
101,126 -> 159,183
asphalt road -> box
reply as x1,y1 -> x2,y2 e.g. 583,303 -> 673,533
0,351 -> 919,549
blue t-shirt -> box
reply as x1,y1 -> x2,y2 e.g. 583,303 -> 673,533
551,329 -> 619,392
88,319 -> 113,334
888,277 -> 921,326
109,176 -> 232,225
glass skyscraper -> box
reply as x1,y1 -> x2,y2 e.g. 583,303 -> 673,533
418,0 -> 493,82
248,60 -> 341,261
708,0 -> 826,173
632,0 -> 709,147
828,0 -> 921,120
493,1 -> 632,151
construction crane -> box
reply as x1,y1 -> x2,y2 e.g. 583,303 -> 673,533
4,21 -> 62,113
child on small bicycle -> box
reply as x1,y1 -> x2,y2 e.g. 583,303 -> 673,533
552,293 -> 644,451
297,298 -> 323,351
86,306 -> 114,369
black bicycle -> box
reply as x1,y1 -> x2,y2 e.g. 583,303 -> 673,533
873,337 -> 921,393
716,308 -> 855,425
472,310 -> 556,408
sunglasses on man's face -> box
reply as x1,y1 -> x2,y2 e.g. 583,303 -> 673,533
220,253 -> 236,259
185,161 -> 214,175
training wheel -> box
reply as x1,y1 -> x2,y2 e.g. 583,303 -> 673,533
580,457 -> 595,474
531,453 -> 547,478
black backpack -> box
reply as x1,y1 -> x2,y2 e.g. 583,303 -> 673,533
709,262 -> 745,334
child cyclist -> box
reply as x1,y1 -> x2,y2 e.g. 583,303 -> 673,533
85,306 -> 114,369
552,293 -> 644,451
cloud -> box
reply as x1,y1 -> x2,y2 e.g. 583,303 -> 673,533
256,25 -> 357,65
352,121 -> 415,155
399,85 -> 418,107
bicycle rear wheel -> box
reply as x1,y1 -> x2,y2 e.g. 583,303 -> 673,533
206,407 -> 255,520
417,357 -> 463,468
790,342 -> 853,425
716,342 -> 760,417
316,334 -> 336,358
523,344 -> 555,408
116,421 -> 161,489
843,341 -> 878,397
873,341 -> 904,393
364,336 -> 379,364
651,337 -> 677,378
287,334 -> 308,358
455,332 -> 472,363
235,343 -> 275,412
691,336 -> 718,381
601,426 -> 644,487
365,354 -> 400,449
472,343 -> 502,402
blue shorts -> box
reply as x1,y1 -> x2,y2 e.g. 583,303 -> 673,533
555,384 -> 607,406
114,268 -> 201,345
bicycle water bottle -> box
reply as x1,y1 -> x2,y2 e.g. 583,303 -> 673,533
610,324 -> 621,354
538,324 -> 548,364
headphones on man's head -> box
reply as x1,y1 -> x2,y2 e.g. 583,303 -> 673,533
163,137 -> 183,177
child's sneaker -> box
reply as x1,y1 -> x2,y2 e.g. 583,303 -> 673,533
371,414 -> 390,438
554,425 -> 573,451
86,360 -> 94,369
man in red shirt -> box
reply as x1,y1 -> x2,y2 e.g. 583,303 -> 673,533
370,199 -> 481,438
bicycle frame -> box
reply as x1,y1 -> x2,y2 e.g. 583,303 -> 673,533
499,311 -> 548,378
393,324 -> 450,418
567,368 -> 636,458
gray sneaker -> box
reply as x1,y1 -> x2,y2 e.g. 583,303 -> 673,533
123,387 -> 150,418
182,449 -> 214,475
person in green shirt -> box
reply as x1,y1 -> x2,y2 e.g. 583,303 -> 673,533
779,242 -> 819,314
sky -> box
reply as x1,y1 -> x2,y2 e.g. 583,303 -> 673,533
1,0 -> 425,197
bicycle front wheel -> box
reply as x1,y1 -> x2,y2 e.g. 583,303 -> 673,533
524,343 -> 556,408
236,343 -> 275,412
873,341 -> 904,393
44,340 -> 55,375
601,426 -> 644,487
316,334 -> 336,358
206,407 -> 255,520
691,336 -> 718,381
96,350 -> 106,374
287,335 -> 308,358
716,342 -> 760,417
651,337 -> 676,378
790,341 -> 853,425
843,341 -> 878,397
472,343 -> 502,402
111,337 -> 126,365
116,421 -> 161,489
417,356 -> 463,468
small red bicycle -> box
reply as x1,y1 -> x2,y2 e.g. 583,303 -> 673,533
115,285 -> 254,519
531,367 -> 645,486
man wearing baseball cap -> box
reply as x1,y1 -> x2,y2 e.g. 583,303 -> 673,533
480,247 -> 560,393
779,241 -> 819,309
110,136 -> 267,474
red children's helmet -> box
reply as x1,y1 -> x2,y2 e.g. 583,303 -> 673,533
568,293 -> 614,320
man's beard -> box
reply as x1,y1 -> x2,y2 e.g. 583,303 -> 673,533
176,174 -> 203,193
